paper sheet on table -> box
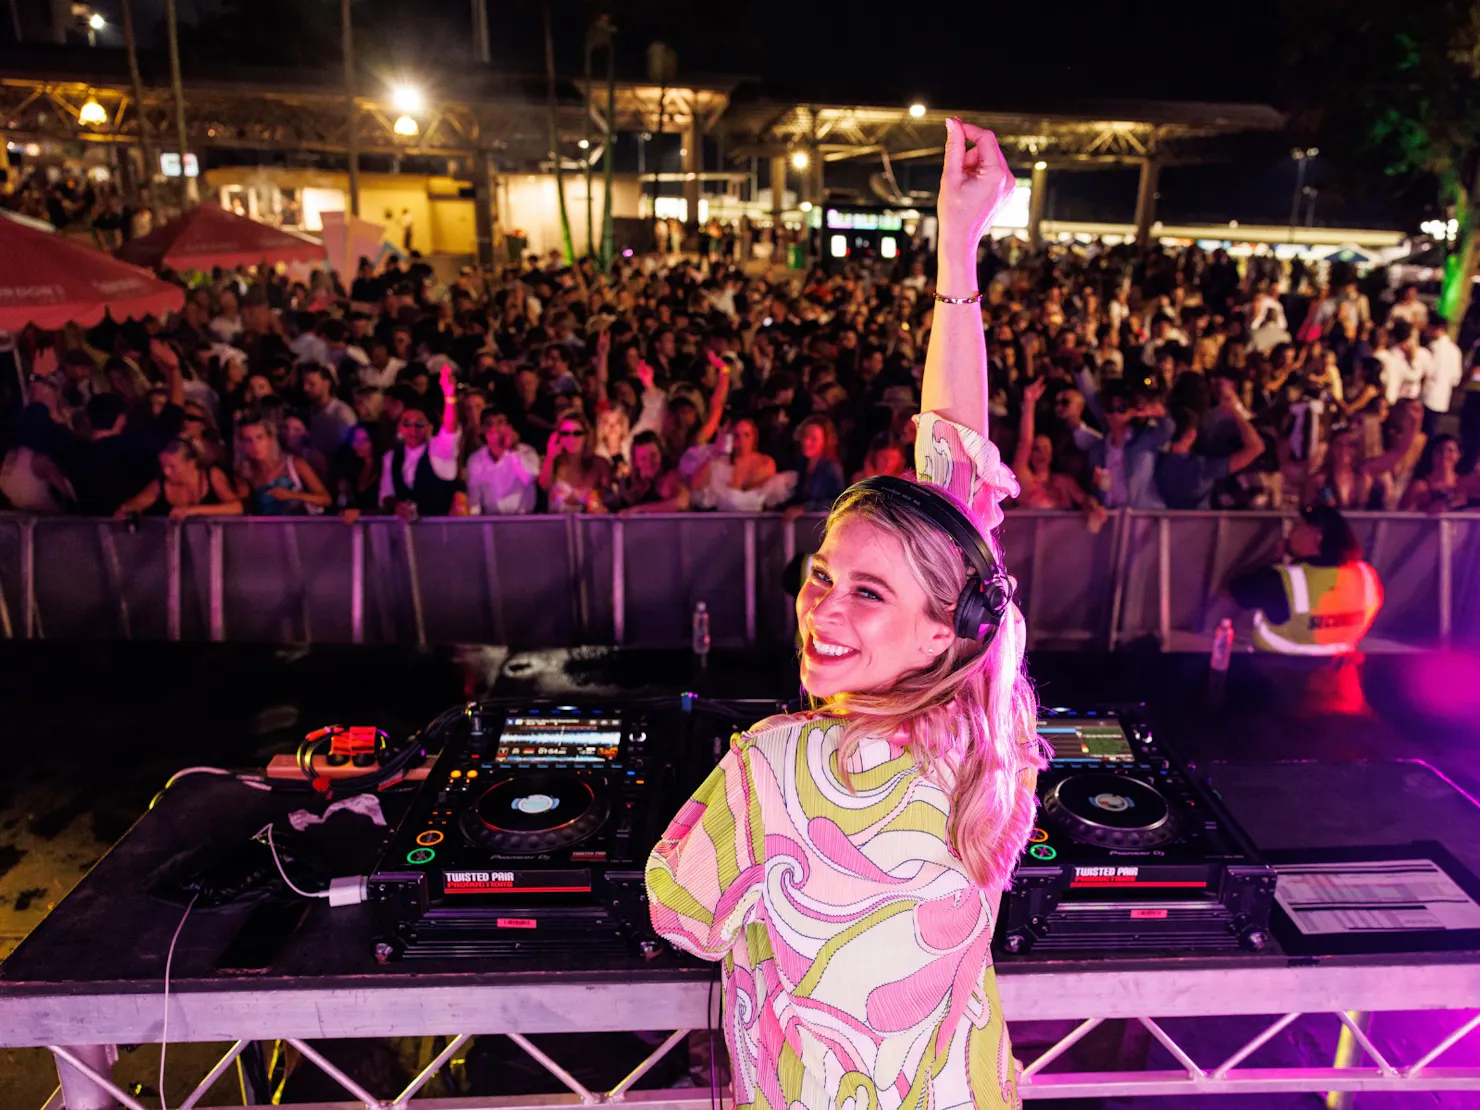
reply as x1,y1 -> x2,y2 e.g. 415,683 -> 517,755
1273,859 -> 1480,935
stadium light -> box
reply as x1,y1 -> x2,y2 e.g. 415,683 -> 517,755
790,151 -> 810,171
393,114 -> 419,137
908,102 -> 926,118
78,97 -> 108,126
390,84 -> 425,115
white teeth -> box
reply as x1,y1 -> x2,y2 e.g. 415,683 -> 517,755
812,638 -> 854,657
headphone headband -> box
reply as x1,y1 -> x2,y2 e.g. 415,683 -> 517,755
848,475 -> 1012,643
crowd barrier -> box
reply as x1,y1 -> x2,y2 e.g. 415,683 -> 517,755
0,509 -> 1472,650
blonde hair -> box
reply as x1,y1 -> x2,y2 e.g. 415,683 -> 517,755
815,485 -> 1048,892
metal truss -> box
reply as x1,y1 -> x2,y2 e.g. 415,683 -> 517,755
0,78 -> 556,165
38,1009 -> 1480,1109
584,83 -> 733,137
48,1029 -> 695,1110
723,101 -> 1281,168
1017,1009 -> 1480,1098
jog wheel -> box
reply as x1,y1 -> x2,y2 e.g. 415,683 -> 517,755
1041,772 -> 1179,849
460,773 -> 609,855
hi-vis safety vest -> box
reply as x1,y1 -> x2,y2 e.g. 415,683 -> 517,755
1251,561 -> 1383,656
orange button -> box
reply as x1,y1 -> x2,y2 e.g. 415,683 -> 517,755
416,830 -> 445,846
467,769 -> 479,779
449,770 -> 462,779
1030,827 -> 1049,844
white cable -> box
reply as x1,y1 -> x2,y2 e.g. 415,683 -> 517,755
159,893 -> 198,1110
153,767 -> 270,811
259,824 -> 330,900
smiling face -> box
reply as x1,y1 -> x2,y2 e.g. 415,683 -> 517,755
796,515 -> 954,699
398,411 -> 431,448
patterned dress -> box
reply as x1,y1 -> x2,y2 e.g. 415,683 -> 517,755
646,413 -> 1024,1110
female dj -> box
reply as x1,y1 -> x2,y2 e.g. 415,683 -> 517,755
647,120 -> 1045,1110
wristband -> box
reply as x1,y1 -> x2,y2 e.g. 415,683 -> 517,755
933,291 -> 983,305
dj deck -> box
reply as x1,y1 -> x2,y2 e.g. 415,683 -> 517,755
2,646 -> 1480,1107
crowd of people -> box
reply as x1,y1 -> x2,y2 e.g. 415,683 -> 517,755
2,230 -> 1478,525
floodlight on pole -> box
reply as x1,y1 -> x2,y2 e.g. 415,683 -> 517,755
791,151 -> 810,171
393,114 -> 419,137
908,102 -> 926,118
1033,160 -> 1047,171
88,13 -> 106,30
390,84 -> 425,115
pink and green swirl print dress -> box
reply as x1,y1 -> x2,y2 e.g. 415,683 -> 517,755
646,412 -> 1023,1110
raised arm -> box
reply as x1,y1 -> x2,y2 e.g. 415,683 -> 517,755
919,120 -> 1016,438
1012,378 -> 1046,484
693,352 -> 732,447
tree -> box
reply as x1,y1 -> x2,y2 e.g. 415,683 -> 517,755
597,13 -> 617,269
1286,0 -> 1480,334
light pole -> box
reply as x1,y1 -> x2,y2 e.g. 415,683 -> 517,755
342,0 -> 360,216
1289,147 -> 1317,240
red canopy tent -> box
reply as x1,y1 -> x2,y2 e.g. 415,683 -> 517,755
117,204 -> 326,271
0,217 -> 185,331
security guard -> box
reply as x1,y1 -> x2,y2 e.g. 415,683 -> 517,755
1229,503 -> 1383,655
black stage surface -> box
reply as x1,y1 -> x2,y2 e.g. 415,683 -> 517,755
3,643 -> 1480,1106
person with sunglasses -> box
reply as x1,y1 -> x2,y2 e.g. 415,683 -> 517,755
379,362 -> 462,519
538,413 -> 611,513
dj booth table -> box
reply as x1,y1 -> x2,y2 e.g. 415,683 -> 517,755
4,650 -> 1480,1107
5,772 -> 1480,1109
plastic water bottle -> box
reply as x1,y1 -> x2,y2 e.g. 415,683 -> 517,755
1211,618 -> 1234,672
692,601 -> 711,663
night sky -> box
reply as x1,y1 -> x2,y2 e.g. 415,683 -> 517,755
68,0 -> 1408,227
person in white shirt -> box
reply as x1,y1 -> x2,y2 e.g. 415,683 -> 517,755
466,408 -> 541,514
1250,286 -> 1288,333
1382,322 -> 1433,406
1424,320 -> 1465,435
208,289 -> 245,343
357,338 -> 406,391
379,363 -> 462,519
1389,284 -> 1430,331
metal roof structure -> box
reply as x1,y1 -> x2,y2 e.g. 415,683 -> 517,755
0,46 -> 1281,173
718,98 -> 1286,168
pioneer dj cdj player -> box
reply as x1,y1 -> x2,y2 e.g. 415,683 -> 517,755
369,699 -> 769,962
996,707 -> 1276,955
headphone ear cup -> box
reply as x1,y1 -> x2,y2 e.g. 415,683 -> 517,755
955,582 -> 987,641
983,577 -> 1011,618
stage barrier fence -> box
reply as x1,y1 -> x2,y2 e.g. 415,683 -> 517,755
0,509 -> 1471,650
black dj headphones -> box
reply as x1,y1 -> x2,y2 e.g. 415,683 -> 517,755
850,475 -> 1014,645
